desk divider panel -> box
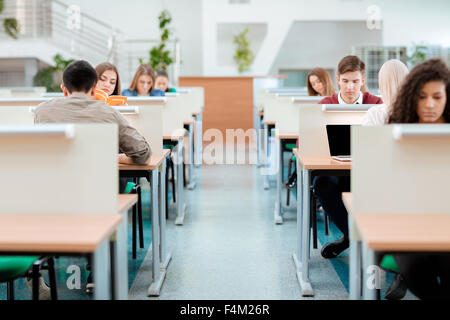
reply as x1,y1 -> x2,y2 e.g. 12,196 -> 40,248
352,125 -> 450,215
298,104 -> 368,158
162,95 -> 188,138
0,106 -> 35,124
115,105 -> 164,157
0,124 -> 118,215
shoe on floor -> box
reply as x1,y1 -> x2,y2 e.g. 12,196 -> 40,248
385,274 -> 407,300
283,175 -> 297,190
321,236 -> 349,259
26,276 -> 51,300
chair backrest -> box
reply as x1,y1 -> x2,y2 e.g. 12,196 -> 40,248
114,105 -> 164,156
352,125 -> 450,215
0,124 -> 118,215
298,104 -> 370,158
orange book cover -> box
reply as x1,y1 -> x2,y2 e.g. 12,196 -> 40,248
95,89 -> 127,106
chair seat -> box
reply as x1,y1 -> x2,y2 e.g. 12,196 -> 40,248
380,254 -> 400,274
0,257 -> 38,282
285,143 -> 297,150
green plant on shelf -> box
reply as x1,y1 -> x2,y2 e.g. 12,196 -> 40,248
408,43 -> 428,67
0,0 -> 20,39
33,54 -> 75,92
139,10 -> 174,72
233,28 -> 254,74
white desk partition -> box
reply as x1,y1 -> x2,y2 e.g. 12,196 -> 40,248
0,87 -> 46,98
0,106 -> 35,124
352,124 -> 450,215
0,123 -> 118,215
114,105 -> 164,157
0,97 -> 51,106
298,104 -> 369,158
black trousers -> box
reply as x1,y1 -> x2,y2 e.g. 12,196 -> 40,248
313,176 -> 351,240
394,254 -> 450,300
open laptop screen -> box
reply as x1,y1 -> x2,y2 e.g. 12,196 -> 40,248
326,125 -> 352,157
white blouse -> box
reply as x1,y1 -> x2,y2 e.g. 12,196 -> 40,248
362,104 -> 389,126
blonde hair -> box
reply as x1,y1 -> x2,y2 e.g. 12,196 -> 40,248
378,59 -> 409,109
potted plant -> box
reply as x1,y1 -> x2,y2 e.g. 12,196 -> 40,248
0,0 -> 20,39
140,10 -> 174,72
233,28 -> 254,74
33,54 -> 75,92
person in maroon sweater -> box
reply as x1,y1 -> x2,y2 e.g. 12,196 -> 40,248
315,56 -> 382,259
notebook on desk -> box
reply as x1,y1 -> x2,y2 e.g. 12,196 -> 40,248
326,124 -> 353,162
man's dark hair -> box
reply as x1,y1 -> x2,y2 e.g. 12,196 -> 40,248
338,55 -> 366,75
62,60 -> 98,93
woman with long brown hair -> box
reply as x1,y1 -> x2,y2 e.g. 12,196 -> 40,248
306,67 -> 336,97
95,62 -> 122,96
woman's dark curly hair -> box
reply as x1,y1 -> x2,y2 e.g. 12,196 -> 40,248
388,58 -> 450,124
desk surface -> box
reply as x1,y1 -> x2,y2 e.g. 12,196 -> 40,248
0,214 -> 122,253
294,149 -> 351,170
163,134 -> 186,141
342,192 -> 450,252
276,131 -> 298,140
118,194 -> 138,213
119,149 -> 170,171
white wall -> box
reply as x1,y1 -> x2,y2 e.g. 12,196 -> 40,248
60,0 -> 203,76
270,21 -> 383,74
202,0 -> 450,76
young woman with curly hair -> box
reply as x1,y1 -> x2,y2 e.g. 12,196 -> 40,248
387,58 -> 450,300
389,58 -> 450,124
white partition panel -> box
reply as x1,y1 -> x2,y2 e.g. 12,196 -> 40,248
352,125 -> 450,215
298,104 -> 368,158
115,105 -> 164,157
0,124 -> 118,215
0,106 -> 34,124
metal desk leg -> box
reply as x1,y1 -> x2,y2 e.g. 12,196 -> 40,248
300,169 -> 314,296
263,124 -> 270,190
187,122 -> 196,190
349,236 -> 362,300
194,113 -> 203,168
159,159 -> 172,270
362,243 -> 378,300
148,169 -> 166,296
293,162 -> 303,281
274,137 -> 283,224
93,239 -> 111,300
114,210 -> 129,300
175,138 -> 187,226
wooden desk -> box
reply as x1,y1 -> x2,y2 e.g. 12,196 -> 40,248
343,192 -> 450,300
118,150 -> 172,297
119,151 -> 169,172
0,214 -> 122,300
292,149 -> 351,297
118,194 -> 138,213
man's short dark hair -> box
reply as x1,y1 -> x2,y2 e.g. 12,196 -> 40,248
338,55 -> 366,76
62,60 -> 98,93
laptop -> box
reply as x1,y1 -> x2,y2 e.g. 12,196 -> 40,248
326,125 -> 353,162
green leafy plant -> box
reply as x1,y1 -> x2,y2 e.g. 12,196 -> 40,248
408,43 -> 428,67
33,54 -> 75,92
139,10 -> 174,72
233,28 -> 254,73
0,0 -> 20,39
